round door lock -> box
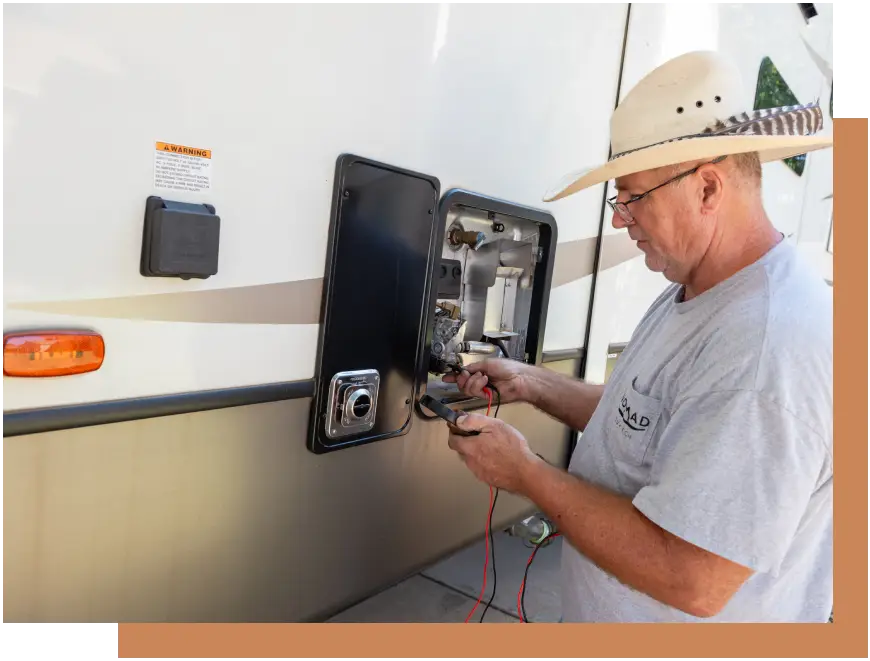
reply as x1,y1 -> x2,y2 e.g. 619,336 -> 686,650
346,388 -> 372,420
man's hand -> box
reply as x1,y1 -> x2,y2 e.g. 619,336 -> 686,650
446,413 -> 543,493
443,358 -> 606,432
442,358 -> 531,404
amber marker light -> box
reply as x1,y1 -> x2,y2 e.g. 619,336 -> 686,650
3,331 -> 105,377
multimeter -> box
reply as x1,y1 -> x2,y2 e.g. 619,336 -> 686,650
418,394 -> 480,436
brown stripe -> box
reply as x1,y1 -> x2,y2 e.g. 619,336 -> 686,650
8,236 -> 642,324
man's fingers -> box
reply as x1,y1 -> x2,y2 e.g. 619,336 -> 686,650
447,432 -> 460,452
448,413 -> 494,452
448,430 -> 472,454
459,363 -> 487,391
466,372 -> 489,397
442,361 -> 498,398
455,412 -> 498,433
444,370 -> 472,389
462,362 -> 487,376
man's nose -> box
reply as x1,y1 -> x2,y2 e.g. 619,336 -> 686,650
611,210 -> 629,229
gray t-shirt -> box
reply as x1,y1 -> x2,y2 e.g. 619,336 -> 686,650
561,239 -> 833,622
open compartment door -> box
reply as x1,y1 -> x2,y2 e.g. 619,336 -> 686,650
308,155 -> 441,454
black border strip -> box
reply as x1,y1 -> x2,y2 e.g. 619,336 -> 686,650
3,380 -> 315,438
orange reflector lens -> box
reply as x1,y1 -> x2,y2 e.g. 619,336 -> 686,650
3,331 -> 105,377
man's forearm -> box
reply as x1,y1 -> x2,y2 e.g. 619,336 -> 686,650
523,367 -> 604,431
517,457 -> 730,618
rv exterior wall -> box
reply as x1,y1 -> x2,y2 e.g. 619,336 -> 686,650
4,3 -> 624,411
4,2 -> 622,622
3,389 -> 574,622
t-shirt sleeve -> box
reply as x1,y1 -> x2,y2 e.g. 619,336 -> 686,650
632,389 -> 827,573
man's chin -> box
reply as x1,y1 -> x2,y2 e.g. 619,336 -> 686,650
643,253 -> 668,274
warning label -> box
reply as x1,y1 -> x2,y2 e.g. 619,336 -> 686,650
154,142 -> 212,193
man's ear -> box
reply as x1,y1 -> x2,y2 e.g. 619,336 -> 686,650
698,165 -> 725,214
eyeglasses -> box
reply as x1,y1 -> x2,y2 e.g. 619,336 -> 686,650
607,155 -> 728,225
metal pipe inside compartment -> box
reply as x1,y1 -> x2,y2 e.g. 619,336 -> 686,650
460,341 -> 501,356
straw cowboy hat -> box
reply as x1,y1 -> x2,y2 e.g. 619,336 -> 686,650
543,50 -> 833,202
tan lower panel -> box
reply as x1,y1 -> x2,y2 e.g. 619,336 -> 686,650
4,364 -> 575,622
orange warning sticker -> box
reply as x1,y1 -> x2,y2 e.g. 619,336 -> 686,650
156,142 -> 212,159
154,141 -> 212,193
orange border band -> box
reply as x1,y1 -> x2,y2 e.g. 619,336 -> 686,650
119,119 -> 867,658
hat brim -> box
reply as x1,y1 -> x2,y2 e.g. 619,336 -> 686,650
543,133 -> 834,202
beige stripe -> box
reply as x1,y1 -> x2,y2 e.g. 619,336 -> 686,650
551,232 -> 642,288
551,236 -> 598,288
598,231 -> 644,273
8,279 -> 324,325
8,235 -> 641,324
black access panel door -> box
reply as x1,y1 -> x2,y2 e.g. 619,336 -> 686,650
308,154 -> 442,454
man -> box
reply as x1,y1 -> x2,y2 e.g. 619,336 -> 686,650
444,51 -> 833,622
